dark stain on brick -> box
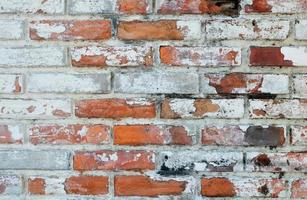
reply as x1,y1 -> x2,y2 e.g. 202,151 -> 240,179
248,93 -> 277,99
258,184 -> 269,195
254,154 -> 272,167
245,126 -> 285,146
158,155 -> 192,176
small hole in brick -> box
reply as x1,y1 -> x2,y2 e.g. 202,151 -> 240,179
212,0 -> 240,16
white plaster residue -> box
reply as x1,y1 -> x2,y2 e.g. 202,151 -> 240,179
260,74 -> 289,94
97,152 -> 118,162
281,47 -> 307,66
31,23 -> 66,39
293,75 -> 307,98
69,0 -> 115,14
210,99 -> 244,118
126,98 -> 152,106
0,74 -> 21,94
169,99 -> 196,118
45,177 -> 65,194
77,126 -> 88,137
8,125 -> 22,141
295,20 -> 307,40
176,21 -> 201,40
0,20 -> 24,39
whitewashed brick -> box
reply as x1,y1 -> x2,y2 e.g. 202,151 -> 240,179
68,0 -> 115,14
28,73 -> 111,93
293,74 -> 307,98
0,20 -> 24,40
114,71 -> 199,94
0,150 -> 70,169
0,74 -> 23,93
0,99 -> 71,119
0,47 -> 65,67
0,0 -> 64,14
0,176 -> 21,194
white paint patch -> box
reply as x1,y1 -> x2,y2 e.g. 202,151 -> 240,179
69,0 -> 115,14
97,152 -> 118,162
0,20 -> 24,40
0,74 -> 22,94
77,126 -> 88,137
260,74 -> 289,94
8,125 -> 22,141
169,99 -> 196,118
281,47 -> 307,66
293,74 -> 307,98
31,22 -> 66,39
126,98 -> 153,106
45,177 -> 65,194
176,21 -> 201,40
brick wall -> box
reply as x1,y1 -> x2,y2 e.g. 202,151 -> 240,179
0,0 -> 306,199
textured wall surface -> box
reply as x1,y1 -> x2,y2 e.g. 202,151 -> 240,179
0,0 -> 307,199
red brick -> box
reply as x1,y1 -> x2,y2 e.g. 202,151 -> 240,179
244,0 -> 307,13
28,178 -> 45,195
291,179 -> 307,198
201,178 -> 236,197
114,176 -> 186,196
71,46 -> 153,67
117,20 -> 200,40
202,125 -> 286,146
73,150 -> 155,171
114,125 -> 192,145
29,124 -> 110,145
160,46 -> 241,66
30,20 -> 111,40
75,98 -> 156,119
64,176 -> 108,195
117,0 -> 150,14
250,47 -> 293,66
0,124 -> 23,144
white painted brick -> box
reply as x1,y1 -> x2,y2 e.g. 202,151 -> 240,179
293,74 -> 307,98
206,19 -> 289,40
295,20 -> 307,40
0,150 -> 70,169
0,99 -> 71,119
28,72 -> 111,93
68,0 -> 115,14
0,20 -> 24,40
0,0 -> 64,14
0,176 -> 21,194
0,74 -> 23,93
114,71 -> 199,94
0,47 -> 65,67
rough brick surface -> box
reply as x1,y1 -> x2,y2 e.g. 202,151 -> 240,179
1,0 -> 307,199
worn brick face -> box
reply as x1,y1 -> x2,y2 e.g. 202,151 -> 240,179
0,0 -> 306,199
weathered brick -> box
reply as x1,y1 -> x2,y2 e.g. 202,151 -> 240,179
161,98 -> 244,119
249,99 -> 307,119
160,46 -> 241,66
30,20 -> 111,41
28,176 -> 109,195
118,20 -> 201,40
115,176 -> 186,197
29,124 -> 110,145
158,151 -> 243,174
291,179 -> 307,198
0,74 -> 23,94
65,176 -> 108,195
68,0 -> 115,14
71,46 -> 152,67
73,150 -> 155,171
75,98 -> 156,119
0,47 -> 65,67
202,125 -> 286,146
28,72 -> 110,93
0,0 -> 64,14
114,125 -> 192,145
156,0 -> 238,15
243,0 -> 307,13
201,73 -> 289,94
206,19 -> 289,40
0,150 -> 70,169
0,176 -> 21,195
246,152 -> 307,172
114,71 -> 199,94
201,177 -> 288,198
295,20 -> 307,40
293,74 -> 307,98
0,99 -> 71,119
250,46 -> 307,67
117,0 -> 151,14
290,126 -> 307,146
0,124 -> 23,144
0,20 -> 24,40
